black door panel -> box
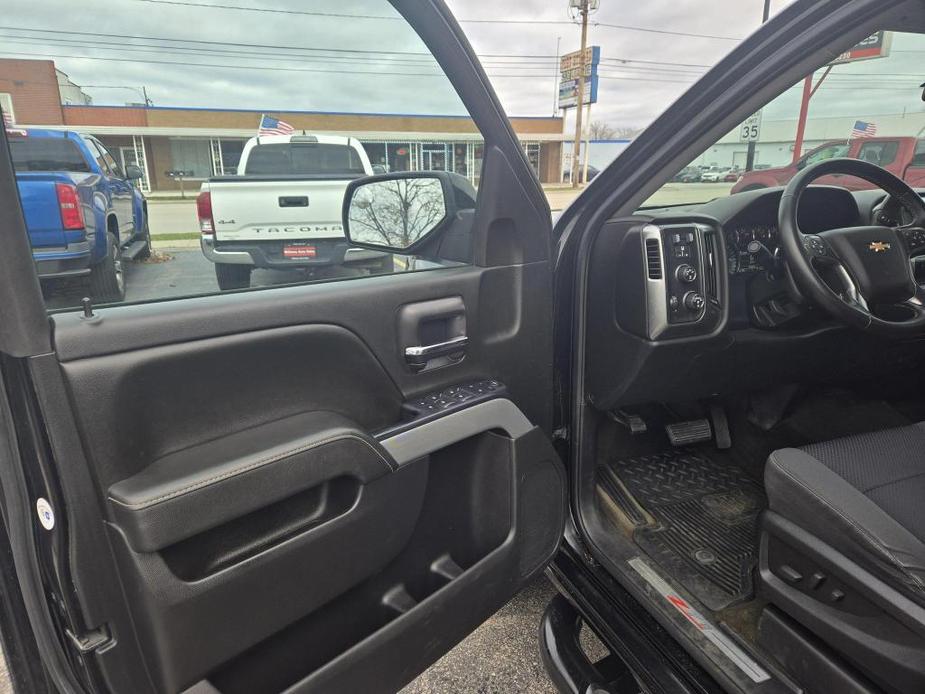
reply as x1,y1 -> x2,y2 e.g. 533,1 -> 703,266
39,261 -> 561,693
0,1 -> 561,690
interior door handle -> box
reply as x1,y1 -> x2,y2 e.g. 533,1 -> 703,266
404,336 -> 468,366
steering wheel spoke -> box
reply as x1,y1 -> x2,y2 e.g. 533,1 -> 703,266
830,263 -> 869,312
898,224 -> 925,255
800,233 -> 839,264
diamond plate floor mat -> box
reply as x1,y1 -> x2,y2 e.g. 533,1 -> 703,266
601,450 -> 766,610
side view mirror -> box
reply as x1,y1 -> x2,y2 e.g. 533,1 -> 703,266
125,164 -> 144,180
342,171 -> 476,253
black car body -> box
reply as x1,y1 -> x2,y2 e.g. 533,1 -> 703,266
1,1 -> 925,694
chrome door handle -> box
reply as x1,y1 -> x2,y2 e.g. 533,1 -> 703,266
404,336 -> 468,366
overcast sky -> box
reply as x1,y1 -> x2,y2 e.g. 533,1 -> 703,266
3,0 -> 925,133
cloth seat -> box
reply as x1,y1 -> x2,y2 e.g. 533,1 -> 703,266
765,423 -> 925,603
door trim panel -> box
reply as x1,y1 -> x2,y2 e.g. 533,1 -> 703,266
380,397 -> 532,464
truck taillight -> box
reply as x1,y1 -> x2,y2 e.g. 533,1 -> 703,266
197,190 -> 215,234
55,182 -> 84,230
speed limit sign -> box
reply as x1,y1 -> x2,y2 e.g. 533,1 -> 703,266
739,111 -> 762,142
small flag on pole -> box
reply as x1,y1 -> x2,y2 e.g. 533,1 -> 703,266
850,120 -> 878,138
258,114 -> 295,136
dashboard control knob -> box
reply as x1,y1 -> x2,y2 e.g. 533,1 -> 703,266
676,264 -> 698,283
683,291 -> 705,312
669,295 -> 680,311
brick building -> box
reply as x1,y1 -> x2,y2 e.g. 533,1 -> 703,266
1,59 -> 567,192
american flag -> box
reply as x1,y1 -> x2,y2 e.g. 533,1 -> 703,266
258,114 -> 295,136
851,120 -> 878,138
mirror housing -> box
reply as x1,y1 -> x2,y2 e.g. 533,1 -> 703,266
342,171 -> 476,254
125,164 -> 145,180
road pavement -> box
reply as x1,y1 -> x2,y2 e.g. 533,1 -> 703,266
146,182 -> 737,236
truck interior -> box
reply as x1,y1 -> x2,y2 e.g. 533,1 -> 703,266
563,2 -> 925,692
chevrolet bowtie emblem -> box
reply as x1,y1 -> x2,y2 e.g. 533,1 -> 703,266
869,241 -> 891,252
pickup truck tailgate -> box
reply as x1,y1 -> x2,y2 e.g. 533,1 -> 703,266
209,177 -> 356,242
15,172 -> 90,249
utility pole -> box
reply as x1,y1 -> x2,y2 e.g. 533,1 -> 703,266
570,0 -> 590,188
553,36 -> 562,116
744,0 -> 772,172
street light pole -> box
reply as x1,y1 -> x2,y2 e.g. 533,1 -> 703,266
570,0 -> 590,188
744,0 -> 772,172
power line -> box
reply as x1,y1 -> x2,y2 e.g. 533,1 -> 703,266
0,27 -> 730,76
132,0 -> 743,41
0,25 -> 736,71
2,48 -> 699,84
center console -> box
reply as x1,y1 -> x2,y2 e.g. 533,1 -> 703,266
623,221 -> 725,340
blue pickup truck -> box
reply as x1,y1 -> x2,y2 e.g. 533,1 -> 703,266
9,129 -> 150,301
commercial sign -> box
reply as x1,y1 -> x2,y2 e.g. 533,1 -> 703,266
738,111 -> 762,142
559,45 -> 600,109
830,31 -> 892,64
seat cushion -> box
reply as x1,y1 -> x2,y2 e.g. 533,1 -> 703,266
766,423 -> 925,603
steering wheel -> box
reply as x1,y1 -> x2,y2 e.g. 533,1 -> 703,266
778,157 -> 925,335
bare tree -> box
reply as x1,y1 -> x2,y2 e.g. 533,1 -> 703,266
348,178 -> 446,249
589,121 -> 617,139
589,121 -> 640,140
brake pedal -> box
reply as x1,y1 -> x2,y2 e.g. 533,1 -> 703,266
608,410 -> 648,435
665,419 -> 712,446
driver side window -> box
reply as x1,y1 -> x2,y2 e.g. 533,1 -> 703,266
805,143 -> 849,165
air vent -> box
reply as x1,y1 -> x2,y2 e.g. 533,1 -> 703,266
702,230 -> 718,300
645,238 -> 663,280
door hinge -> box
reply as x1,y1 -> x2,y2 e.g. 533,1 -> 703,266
65,625 -> 111,653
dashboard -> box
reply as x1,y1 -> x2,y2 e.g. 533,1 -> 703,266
724,224 -> 778,274
586,185 -> 923,411
716,186 -> 861,276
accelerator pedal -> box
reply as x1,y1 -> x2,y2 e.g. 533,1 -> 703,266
665,419 -> 712,446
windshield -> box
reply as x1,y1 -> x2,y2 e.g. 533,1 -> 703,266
641,30 -> 925,207
9,138 -> 90,172
243,143 -> 367,176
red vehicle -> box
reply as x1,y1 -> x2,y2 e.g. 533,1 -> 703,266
731,136 -> 925,193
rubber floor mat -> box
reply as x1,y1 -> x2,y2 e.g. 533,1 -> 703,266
603,450 -> 765,610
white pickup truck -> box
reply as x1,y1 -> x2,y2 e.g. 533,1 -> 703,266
197,133 -> 388,289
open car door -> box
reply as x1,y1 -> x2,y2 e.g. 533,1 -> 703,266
0,2 -> 565,692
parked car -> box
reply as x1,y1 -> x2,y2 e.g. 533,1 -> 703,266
197,133 -> 389,290
723,168 -> 742,182
701,167 -> 731,182
679,167 -> 703,182
6,4 -> 925,694
732,136 -> 925,193
9,128 -> 149,301
562,164 -> 600,183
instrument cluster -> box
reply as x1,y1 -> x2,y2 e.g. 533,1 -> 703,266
725,224 -> 779,274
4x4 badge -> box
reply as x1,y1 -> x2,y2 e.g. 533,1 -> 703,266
869,241 -> 891,252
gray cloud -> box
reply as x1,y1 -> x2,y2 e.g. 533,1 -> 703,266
5,0 -> 924,135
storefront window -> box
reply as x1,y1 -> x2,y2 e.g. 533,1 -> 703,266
386,143 -> 412,172
219,139 -> 246,175
362,142 -> 387,172
421,143 -> 449,171
168,139 -> 212,178
523,142 -> 541,177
